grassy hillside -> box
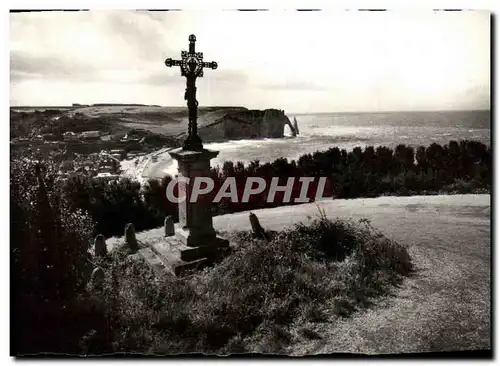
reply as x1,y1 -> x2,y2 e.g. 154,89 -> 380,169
10,105 -> 249,139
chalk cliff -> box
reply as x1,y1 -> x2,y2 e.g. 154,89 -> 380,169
178,108 -> 296,142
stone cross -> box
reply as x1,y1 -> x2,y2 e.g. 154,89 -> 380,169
165,34 -> 218,151
165,35 -> 228,258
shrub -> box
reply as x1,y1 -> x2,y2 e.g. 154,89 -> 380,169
86,214 -> 412,355
11,158 -> 96,354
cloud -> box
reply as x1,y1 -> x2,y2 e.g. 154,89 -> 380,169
9,10 -> 491,112
136,68 -> 249,87
10,49 -> 98,81
136,71 -> 184,86
101,11 -> 177,61
209,69 -> 249,84
105,13 -> 156,45
9,11 -> 199,85
259,79 -> 327,91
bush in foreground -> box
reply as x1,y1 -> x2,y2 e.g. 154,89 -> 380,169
85,213 -> 412,355
11,159 -> 95,355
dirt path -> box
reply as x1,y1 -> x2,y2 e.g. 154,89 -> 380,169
212,194 -> 491,354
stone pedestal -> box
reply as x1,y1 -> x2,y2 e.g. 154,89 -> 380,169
152,147 -> 229,275
135,148 -> 230,277
169,148 -> 220,244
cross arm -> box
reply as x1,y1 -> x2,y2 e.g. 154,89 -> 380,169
165,58 -> 182,67
202,61 -> 218,70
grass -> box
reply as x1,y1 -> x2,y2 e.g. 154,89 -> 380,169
77,212 -> 413,355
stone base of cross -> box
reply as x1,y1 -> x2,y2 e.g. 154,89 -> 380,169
162,147 -> 229,275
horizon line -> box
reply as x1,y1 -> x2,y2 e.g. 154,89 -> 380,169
9,104 -> 491,115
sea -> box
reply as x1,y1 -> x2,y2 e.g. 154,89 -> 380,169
144,110 -> 491,179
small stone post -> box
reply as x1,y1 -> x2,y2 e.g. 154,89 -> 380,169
124,223 -> 138,252
94,234 -> 107,257
89,267 -> 105,291
164,216 -> 175,237
249,212 -> 268,240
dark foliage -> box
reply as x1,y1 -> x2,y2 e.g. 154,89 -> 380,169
11,154 -> 414,354
59,140 -> 491,238
62,175 -> 178,238
11,158 -> 95,354
11,140 -> 488,354
74,215 -> 412,355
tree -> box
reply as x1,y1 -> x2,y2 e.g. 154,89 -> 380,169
446,140 -> 461,179
11,157 -> 96,353
394,144 -> 415,175
426,143 -> 446,182
375,146 -> 393,175
416,146 -> 428,174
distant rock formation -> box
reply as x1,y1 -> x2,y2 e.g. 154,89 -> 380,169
293,117 -> 300,135
91,103 -> 156,107
284,116 -> 298,137
191,108 -> 297,142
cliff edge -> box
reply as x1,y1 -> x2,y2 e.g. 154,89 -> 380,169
181,108 -> 296,142
41,105 -> 297,143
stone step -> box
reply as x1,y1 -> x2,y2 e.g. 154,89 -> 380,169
153,237 -> 229,263
138,247 -> 168,277
149,241 -> 209,276
173,257 -> 209,277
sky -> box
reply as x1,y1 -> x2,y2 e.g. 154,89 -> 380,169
9,10 -> 490,113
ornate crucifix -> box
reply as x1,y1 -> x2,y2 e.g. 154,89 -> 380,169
165,34 -> 218,151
